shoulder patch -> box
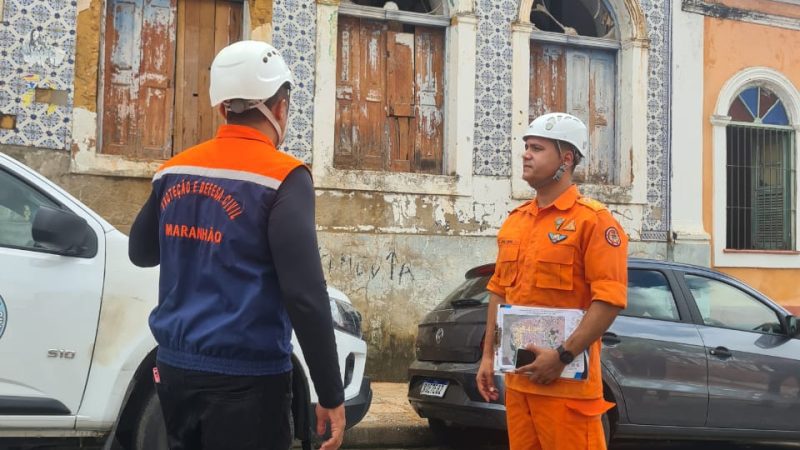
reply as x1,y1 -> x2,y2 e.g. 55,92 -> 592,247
577,197 -> 607,212
605,227 -> 622,247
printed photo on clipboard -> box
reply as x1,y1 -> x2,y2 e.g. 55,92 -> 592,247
494,304 -> 588,380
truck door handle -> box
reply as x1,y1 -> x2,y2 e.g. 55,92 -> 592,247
709,346 -> 732,358
602,332 -> 621,346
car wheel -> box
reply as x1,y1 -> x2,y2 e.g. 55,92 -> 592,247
601,412 -> 611,445
133,390 -> 168,450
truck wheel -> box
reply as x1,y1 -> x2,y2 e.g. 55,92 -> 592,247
133,390 -> 168,450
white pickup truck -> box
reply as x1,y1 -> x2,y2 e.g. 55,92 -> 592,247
0,152 -> 371,449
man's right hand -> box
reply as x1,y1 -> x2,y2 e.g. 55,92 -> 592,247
476,358 -> 499,402
316,403 -> 346,450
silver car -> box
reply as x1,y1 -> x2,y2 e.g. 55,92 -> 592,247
408,259 -> 800,444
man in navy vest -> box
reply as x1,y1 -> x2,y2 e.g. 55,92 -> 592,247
129,40 -> 345,450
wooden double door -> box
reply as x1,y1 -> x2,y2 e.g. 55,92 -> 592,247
101,0 -> 244,159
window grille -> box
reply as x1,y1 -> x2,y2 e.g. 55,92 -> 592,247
725,86 -> 795,251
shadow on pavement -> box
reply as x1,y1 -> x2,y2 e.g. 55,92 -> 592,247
428,425 -> 508,450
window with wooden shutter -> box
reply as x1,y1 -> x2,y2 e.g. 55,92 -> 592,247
529,0 -> 619,185
102,0 -> 177,159
174,0 -> 243,151
101,0 -> 243,159
334,16 -> 445,174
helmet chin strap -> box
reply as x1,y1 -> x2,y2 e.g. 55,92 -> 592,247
254,103 -> 286,147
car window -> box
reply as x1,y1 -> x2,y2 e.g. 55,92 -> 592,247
434,276 -> 491,311
0,168 -> 60,251
622,270 -> 680,321
684,274 -> 783,334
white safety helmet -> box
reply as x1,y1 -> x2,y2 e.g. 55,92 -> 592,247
523,113 -> 588,157
210,40 -> 294,107
209,40 -> 294,144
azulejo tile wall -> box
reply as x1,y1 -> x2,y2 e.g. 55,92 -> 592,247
640,0 -> 672,241
0,0 -> 77,150
272,0 -> 317,164
471,0 -> 517,178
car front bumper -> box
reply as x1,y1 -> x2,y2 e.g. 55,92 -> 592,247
344,376 -> 372,430
408,360 -> 507,430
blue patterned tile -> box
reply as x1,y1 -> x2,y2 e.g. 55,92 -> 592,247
0,0 -> 78,148
472,0 -> 516,176
640,0 -> 672,239
273,0 -> 317,163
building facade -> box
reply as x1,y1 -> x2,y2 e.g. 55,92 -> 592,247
0,0 -> 683,379
674,0 -> 800,316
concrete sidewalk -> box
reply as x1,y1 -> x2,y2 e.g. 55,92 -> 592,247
342,382 -> 437,448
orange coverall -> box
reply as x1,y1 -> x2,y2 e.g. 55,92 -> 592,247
487,185 -> 628,450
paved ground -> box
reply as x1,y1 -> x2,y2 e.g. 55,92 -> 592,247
4,382 -> 800,449
341,383 -> 800,449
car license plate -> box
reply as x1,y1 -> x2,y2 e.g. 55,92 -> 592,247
420,380 -> 448,398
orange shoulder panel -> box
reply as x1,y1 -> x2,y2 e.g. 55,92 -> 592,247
157,138 -> 305,182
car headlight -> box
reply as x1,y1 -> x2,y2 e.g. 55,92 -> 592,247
330,297 -> 363,338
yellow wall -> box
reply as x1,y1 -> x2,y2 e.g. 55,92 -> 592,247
703,16 -> 800,313
720,269 -> 800,315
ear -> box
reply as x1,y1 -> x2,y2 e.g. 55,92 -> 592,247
275,98 -> 289,123
218,104 -> 228,120
561,147 -> 575,167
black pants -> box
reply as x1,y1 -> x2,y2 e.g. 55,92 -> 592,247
155,362 -> 293,450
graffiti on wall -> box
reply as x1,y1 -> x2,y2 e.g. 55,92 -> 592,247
319,248 -> 415,286
21,29 -> 67,68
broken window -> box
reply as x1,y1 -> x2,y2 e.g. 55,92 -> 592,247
334,14 -> 445,174
345,0 -> 444,14
531,0 -> 615,38
101,0 -> 243,159
726,86 -> 795,251
529,0 -> 619,184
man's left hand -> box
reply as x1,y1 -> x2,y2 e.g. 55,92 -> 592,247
514,344 -> 564,385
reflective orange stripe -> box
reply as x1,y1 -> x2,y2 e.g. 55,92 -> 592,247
157,125 -> 305,183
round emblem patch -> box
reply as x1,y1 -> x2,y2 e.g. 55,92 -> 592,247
0,295 -> 6,340
605,227 -> 622,247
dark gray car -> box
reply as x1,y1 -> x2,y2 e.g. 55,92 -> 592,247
408,259 -> 800,443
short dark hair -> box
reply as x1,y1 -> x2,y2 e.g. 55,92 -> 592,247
556,140 -> 583,170
225,82 -> 291,125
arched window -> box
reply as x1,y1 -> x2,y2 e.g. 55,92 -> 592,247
726,86 -> 796,250
529,0 -> 619,184
531,0 -> 616,38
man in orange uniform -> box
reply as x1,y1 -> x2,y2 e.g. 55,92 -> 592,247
476,113 -> 628,450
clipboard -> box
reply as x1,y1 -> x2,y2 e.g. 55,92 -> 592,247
494,304 -> 588,380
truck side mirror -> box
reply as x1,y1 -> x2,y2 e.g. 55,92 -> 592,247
32,205 -> 97,258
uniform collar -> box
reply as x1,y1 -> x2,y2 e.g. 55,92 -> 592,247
551,184 -> 580,211
215,124 -> 277,148
521,185 -> 580,215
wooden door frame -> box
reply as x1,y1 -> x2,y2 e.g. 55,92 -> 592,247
97,0 -> 243,160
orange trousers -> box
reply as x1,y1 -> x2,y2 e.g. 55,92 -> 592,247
505,387 -> 612,450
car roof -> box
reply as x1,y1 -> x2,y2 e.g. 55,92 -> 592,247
465,258 -> 715,279
463,258 -> 788,313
